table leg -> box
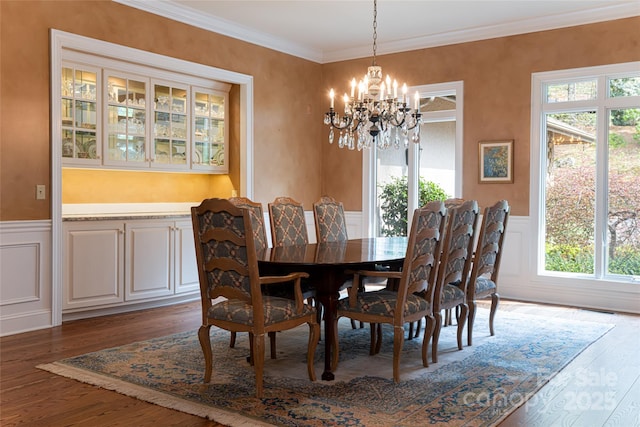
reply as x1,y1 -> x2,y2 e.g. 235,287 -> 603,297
315,268 -> 343,381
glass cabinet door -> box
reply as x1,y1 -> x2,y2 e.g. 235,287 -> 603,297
61,64 -> 100,163
105,72 -> 148,165
192,88 -> 227,171
153,82 -> 188,167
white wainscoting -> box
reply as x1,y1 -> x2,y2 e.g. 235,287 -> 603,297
477,215 -> 640,314
2,214 -> 637,336
0,221 -> 53,336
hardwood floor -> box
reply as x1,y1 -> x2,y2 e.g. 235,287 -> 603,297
1,300 -> 638,426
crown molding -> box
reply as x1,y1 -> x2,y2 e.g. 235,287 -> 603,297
115,0 -> 640,64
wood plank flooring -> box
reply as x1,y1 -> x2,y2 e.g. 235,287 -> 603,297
1,300 -> 638,426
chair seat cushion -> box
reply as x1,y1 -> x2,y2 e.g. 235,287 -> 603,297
208,296 -> 314,326
475,277 -> 497,294
443,283 -> 465,303
337,290 -> 429,317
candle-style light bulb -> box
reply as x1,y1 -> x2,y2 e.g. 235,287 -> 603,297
414,91 -> 420,110
350,78 -> 356,98
380,82 -> 385,101
402,84 -> 408,104
393,80 -> 398,99
330,89 -> 335,109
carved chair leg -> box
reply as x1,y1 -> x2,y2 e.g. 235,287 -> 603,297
414,319 -> 422,338
229,332 -> 237,348
489,293 -> 500,336
392,324 -> 404,383
431,311 -> 442,364
253,333 -> 265,398
269,331 -> 277,359
198,325 -> 213,383
369,323 -> 377,355
307,322 -> 319,381
467,301 -> 476,346
457,304 -> 468,350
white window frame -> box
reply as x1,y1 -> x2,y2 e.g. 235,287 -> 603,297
530,61 -> 640,289
362,81 -> 463,237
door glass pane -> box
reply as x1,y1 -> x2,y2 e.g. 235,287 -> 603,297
544,111 -> 597,274
376,148 -> 408,237
607,108 -> 640,276
419,121 -> 456,199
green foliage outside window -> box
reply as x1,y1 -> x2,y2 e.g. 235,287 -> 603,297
378,176 -> 449,237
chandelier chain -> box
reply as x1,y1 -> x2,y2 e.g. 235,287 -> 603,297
372,0 -> 377,65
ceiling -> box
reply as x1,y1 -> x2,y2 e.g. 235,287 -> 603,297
117,0 -> 640,63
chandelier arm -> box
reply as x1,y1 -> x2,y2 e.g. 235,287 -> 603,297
326,109 -> 353,130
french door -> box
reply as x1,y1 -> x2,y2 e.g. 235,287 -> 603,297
363,81 -> 463,237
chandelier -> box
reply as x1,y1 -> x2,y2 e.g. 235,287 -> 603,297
323,0 -> 423,151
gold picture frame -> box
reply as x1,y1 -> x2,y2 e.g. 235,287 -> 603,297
479,140 -> 513,183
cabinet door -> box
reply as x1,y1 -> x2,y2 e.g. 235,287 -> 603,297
104,71 -> 150,167
152,81 -> 189,169
61,63 -> 101,166
192,87 -> 228,172
63,221 -> 124,309
125,221 -> 174,300
174,220 -> 199,293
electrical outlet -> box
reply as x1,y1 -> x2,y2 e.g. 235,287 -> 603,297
36,185 -> 46,200
231,189 -> 238,197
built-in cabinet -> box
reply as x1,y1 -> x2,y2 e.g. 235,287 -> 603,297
61,60 -> 230,173
63,217 -> 198,312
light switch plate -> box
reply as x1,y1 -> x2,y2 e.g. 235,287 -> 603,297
36,185 -> 46,200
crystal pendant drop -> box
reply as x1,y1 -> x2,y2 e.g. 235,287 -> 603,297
329,128 -> 334,144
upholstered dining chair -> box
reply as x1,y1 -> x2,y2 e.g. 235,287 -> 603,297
430,199 -> 479,363
228,197 -> 276,356
313,196 -> 348,243
413,197 -> 468,336
465,199 -> 510,346
268,197 -> 309,246
268,197 -> 320,321
333,201 -> 446,382
191,198 -> 319,398
313,195 -> 366,330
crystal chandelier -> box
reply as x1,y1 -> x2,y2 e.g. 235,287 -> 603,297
324,0 -> 423,151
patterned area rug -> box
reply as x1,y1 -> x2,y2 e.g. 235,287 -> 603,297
39,309 -> 612,426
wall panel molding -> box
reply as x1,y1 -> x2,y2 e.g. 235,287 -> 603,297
0,220 -> 53,336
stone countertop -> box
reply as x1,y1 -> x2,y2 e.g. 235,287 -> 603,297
62,202 -> 197,221
63,213 -> 191,221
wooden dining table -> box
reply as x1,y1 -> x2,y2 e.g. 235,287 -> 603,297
258,236 -> 408,380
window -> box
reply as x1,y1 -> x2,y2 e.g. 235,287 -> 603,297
532,63 -> 640,282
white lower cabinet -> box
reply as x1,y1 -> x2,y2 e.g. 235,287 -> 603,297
63,217 -> 198,313
125,220 -> 174,301
64,221 -> 124,310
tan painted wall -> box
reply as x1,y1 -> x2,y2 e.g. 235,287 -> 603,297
1,1 -> 638,220
322,17 -> 640,215
0,0 -> 323,220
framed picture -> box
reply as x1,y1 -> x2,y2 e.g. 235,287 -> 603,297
479,140 -> 513,183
